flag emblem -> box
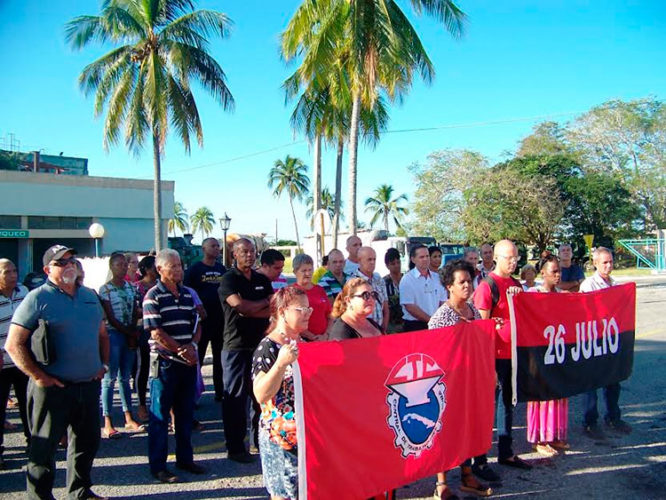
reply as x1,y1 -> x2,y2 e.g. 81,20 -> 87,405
385,353 -> 447,457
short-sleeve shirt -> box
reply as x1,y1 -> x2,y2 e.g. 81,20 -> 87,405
293,284 -> 331,336
344,259 -> 360,275
318,270 -> 348,300
473,272 -> 520,359
352,269 -> 388,326
251,337 -> 297,451
0,284 -> 29,368
99,280 -> 137,329
399,268 -> 448,320
143,280 -> 197,348
383,274 -> 403,326
11,281 -> 104,382
560,263 -> 585,284
218,267 -> 273,351
185,260 -> 226,319
428,302 -> 481,329
580,272 -> 616,292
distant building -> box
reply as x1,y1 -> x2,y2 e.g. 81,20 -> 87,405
0,151 -> 174,279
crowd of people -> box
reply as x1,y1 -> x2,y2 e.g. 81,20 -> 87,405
0,236 -> 632,500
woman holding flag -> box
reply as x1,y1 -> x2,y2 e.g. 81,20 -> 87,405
252,287 -> 310,500
527,255 -> 569,456
429,259 -> 493,499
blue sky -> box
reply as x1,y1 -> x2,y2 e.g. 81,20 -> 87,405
1,0 -> 665,243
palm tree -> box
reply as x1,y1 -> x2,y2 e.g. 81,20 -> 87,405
65,0 -> 234,251
190,206 -> 215,240
365,184 -> 409,233
281,0 -> 466,234
306,186 -> 343,229
168,201 -> 189,236
268,156 -> 310,250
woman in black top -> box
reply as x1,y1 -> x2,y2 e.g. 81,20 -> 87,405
328,278 -> 383,340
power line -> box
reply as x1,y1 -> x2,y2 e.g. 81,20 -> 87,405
162,110 -> 581,176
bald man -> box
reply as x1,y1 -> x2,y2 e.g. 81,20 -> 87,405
473,239 -> 531,478
352,247 -> 389,331
343,235 -> 362,275
580,247 -> 631,438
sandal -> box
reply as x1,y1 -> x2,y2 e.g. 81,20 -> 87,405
551,440 -> 570,451
534,443 -> 559,457
433,481 -> 459,500
461,473 -> 492,497
101,429 -> 123,440
124,423 -> 147,433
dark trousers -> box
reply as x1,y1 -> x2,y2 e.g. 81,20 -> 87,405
136,335 -> 150,407
0,366 -> 30,451
148,359 -> 196,474
403,320 -> 429,332
221,350 -> 260,454
495,359 -> 514,460
198,316 -> 224,399
583,383 -> 621,426
26,379 -> 101,500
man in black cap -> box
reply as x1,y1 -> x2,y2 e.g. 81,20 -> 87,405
6,245 -> 110,500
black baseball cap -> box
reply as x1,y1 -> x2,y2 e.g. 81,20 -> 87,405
43,245 -> 77,267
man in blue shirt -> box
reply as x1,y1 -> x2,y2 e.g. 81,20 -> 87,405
143,249 -> 203,483
6,245 -> 109,500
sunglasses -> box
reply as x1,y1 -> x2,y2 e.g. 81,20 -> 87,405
352,291 -> 380,301
51,257 -> 77,267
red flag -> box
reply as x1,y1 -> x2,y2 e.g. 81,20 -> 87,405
508,283 -> 636,402
293,321 -> 496,500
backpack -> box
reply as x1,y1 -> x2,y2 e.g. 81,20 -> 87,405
483,275 -> 522,312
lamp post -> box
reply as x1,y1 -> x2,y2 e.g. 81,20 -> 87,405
219,213 -> 231,267
89,222 -> 105,258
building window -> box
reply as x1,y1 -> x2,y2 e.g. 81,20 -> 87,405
0,216 -> 21,228
28,216 -> 92,230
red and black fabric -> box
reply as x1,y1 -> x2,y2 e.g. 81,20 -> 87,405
293,321 -> 496,500
509,282 -> 636,402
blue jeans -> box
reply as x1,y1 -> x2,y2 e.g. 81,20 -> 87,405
101,329 -> 135,416
583,383 -> 621,426
148,358 -> 196,473
221,350 -> 260,454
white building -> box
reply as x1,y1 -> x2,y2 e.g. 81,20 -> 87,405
0,169 -> 174,279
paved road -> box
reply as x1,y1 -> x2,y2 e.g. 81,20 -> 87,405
1,276 -> 665,499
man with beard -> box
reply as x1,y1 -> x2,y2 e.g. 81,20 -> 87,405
6,245 -> 109,499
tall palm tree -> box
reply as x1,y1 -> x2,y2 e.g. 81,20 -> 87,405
190,206 -> 215,240
168,200 -> 189,236
65,0 -> 234,251
306,186 -> 343,229
268,156 -> 310,250
281,0 -> 466,234
364,184 -> 409,233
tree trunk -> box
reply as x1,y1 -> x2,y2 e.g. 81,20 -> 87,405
152,129 -> 163,252
384,212 -> 389,233
313,133 -> 322,263
348,93 -> 361,235
290,196 -> 301,252
333,136 -> 344,249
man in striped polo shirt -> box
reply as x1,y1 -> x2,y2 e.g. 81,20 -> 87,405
143,249 -> 203,484
0,259 -> 30,469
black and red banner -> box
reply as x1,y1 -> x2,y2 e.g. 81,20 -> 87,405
509,283 -> 636,402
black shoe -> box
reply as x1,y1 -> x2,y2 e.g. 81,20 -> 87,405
81,490 -> 108,500
583,423 -> 606,440
153,469 -> 180,483
606,419 -> 632,434
214,395 -> 223,402
498,455 -> 532,470
228,451 -> 255,463
176,462 -> 206,474
471,463 -> 500,482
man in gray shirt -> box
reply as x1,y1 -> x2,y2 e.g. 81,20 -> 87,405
6,245 -> 109,500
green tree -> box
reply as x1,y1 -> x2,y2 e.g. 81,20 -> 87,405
190,206 -> 215,240
268,155 -> 310,250
282,0 -> 466,235
364,184 -> 409,233
66,0 -> 234,251
168,200 -> 189,236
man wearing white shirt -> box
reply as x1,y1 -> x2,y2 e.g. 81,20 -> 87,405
399,245 -> 447,332
352,247 -> 389,331
343,235 -> 362,275
580,247 -> 631,439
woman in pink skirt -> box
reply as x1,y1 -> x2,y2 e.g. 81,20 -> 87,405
527,255 -> 569,457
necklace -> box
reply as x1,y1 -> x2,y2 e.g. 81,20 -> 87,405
448,300 -> 469,319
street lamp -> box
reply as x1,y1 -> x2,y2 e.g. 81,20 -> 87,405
89,222 -> 105,258
219,213 -> 231,267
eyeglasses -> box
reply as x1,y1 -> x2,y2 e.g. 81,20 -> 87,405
352,291 -> 380,301
497,255 -> 519,262
290,306 -> 313,314
51,257 -> 77,267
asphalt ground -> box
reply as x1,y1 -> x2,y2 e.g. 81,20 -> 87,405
1,275 -> 665,499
